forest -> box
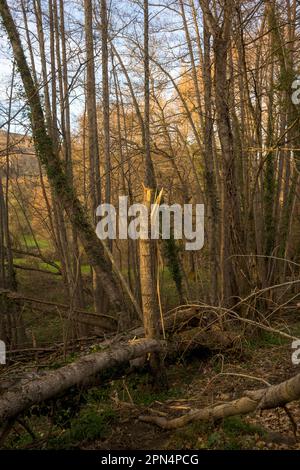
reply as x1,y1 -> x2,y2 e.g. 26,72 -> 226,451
1,0 -> 300,454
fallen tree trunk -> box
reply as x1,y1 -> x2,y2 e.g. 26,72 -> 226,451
140,372 -> 300,429
0,338 -> 163,423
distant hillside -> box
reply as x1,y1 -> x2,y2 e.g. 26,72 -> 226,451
0,130 -> 39,176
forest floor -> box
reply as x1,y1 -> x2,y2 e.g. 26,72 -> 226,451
82,332 -> 300,451
2,321 -> 300,450
1,270 -> 300,450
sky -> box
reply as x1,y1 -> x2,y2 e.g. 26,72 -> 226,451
0,36 -> 17,131
0,0 -> 190,135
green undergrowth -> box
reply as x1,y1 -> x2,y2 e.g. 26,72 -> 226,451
47,405 -> 117,449
246,330 -> 288,350
3,366 -> 187,449
168,416 -> 266,450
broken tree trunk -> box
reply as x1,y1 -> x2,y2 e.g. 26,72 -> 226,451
140,371 -> 300,429
0,338 -> 163,423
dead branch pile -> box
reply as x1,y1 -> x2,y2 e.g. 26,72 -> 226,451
163,306 -> 239,354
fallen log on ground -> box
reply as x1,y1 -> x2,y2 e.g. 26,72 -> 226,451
139,371 -> 300,429
0,338 -> 163,423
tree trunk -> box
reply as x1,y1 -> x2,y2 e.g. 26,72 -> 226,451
139,0 -> 166,386
0,0 -> 126,318
101,0 -> 112,251
84,0 -> 109,318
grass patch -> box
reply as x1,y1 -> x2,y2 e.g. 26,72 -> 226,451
169,421 -> 212,449
69,406 -> 116,442
22,235 -> 50,250
168,415 -> 266,450
222,416 -> 265,438
14,257 -> 90,276
247,330 -> 287,349
46,404 -> 117,449
206,416 -> 265,450
115,373 -> 182,406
